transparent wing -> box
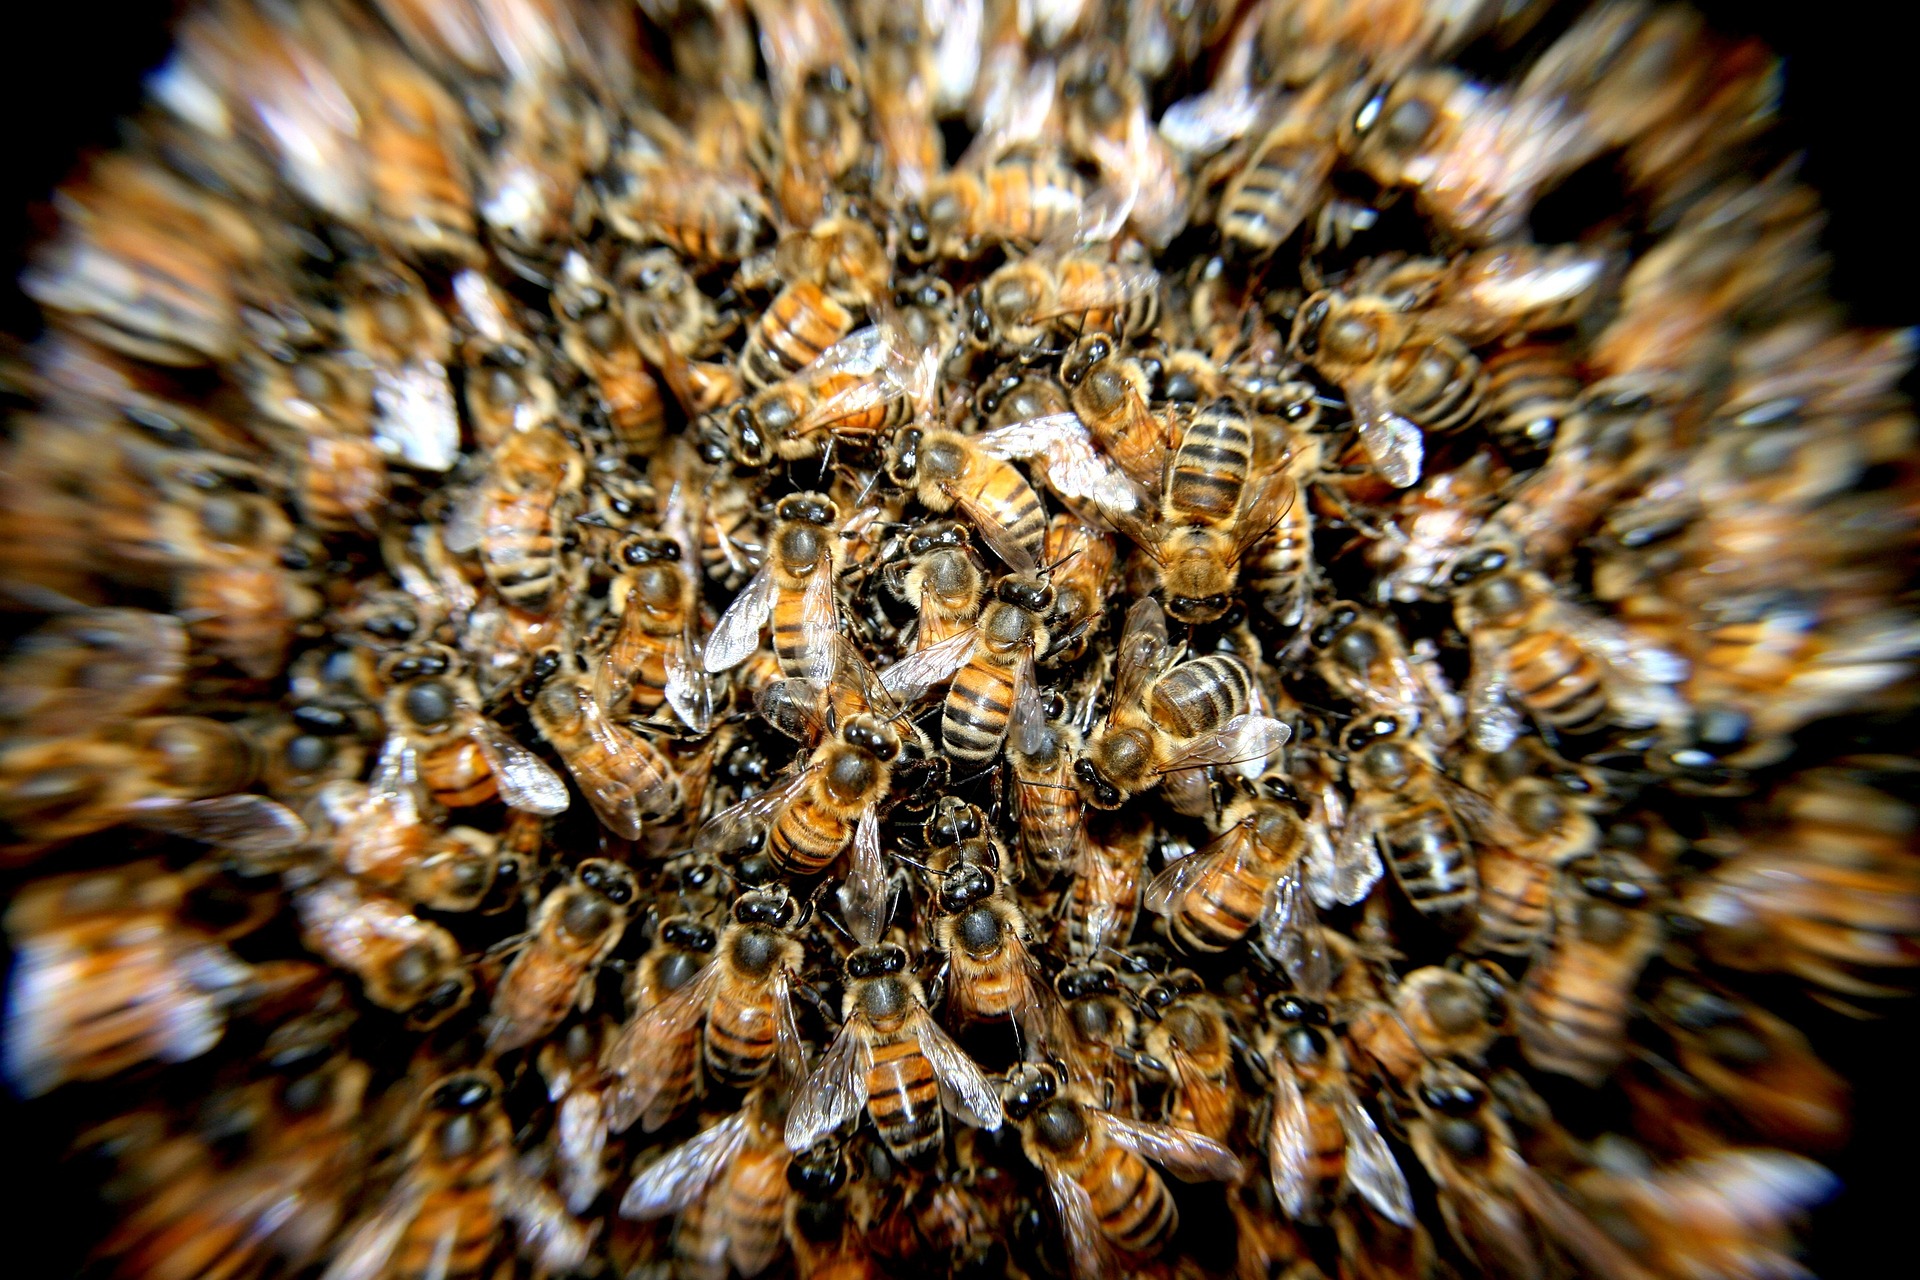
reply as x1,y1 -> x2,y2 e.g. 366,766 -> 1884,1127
617,1109 -> 749,1220
603,961 -> 719,1133
464,713 -> 570,815
772,968 -> 807,1084
798,553 -> 840,685
124,794 -> 309,855
372,361 -> 460,472
1100,1111 -> 1243,1182
1466,633 -> 1524,753
1266,1062 -> 1314,1220
1351,383 -> 1424,489
1158,714 -> 1293,775
703,562 -> 776,674
914,1008 -> 1003,1130
878,628 -> 977,700
1044,1163 -> 1117,1280
575,709 -> 648,841
442,484 -> 489,555
791,328 -> 917,437
1142,824 -> 1245,917
1228,470 -> 1298,561
1337,1084 -> 1415,1227
949,487 -> 1039,575
1305,782 -> 1379,910
664,635 -> 716,733
1331,799 -> 1386,909
1110,596 -> 1170,726
693,767 -> 814,858
838,808 -> 889,947
1009,661 -> 1049,756
784,1020 -> 871,1153
1041,260 -> 1163,325
976,413 -> 1153,528
1259,865 -> 1329,1001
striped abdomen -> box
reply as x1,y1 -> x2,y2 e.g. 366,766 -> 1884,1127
1507,631 -> 1608,733
742,283 -> 854,390
419,738 -> 498,808
1380,801 -> 1478,920
1517,917 -> 1650,1087
300,434 -> 388,533
1149,655 -> 1253,740
705,984 -> 780,1086
1055,260 -> 1161,340
943,651 -> 1017,767
768,786 -> 855,875
1295,1083 -> 1350,1218
481,493 -> 562,609
1481,342 -> 1578,459
865,1030 -> 942,1159
714,1145 -> 790,1274
400,1171 -> 502,1280
1063,838 -> 1141,956
1169,859 -> 1268,953
1381,335 -> 1484,435
645,173 -> 767,263
1220,137 -> 1334,255
608,620 -> 672,715
1468,844 -> 1555,955
179,565 -> 291,680
983,158 -> 1092,245
1167,403 -> 1254,522
771,568 -> 828,677
1245,480 -> 1314,623
952,453 -> 1048,566
1084,1143 -> 1177,1254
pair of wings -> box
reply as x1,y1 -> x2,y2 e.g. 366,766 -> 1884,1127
1142,821 -> 1332,998
1046,1108 -> 1245,1280
1268,1065 -> 1415,1227
761,323 -> 924,442
1063,826 -> 1140,959
618,1102 -> 756,1220
782,1004 -> 1004,1153
701,532 -> 837,678
375,711 -> 571,821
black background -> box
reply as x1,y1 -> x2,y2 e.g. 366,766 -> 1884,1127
0,2 -> 1914,1275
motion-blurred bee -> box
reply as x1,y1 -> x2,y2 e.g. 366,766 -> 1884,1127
293,874 -> 471,1029
376,645 -> 568,816
1311,602 -> 1461,740
602,130 -> 773,265
731,325 -> 918,467
908,155 -> 1101,262
526,653 -> 683,841
1517,855 -> 1663,1086
554,252 -> 668,458
486,858 -> 637,1052
969,253 -> 1162,352
444,423 -> 584,615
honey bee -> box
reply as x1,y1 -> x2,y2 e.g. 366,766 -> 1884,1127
1058,43 -> 1188,249
1010,689 -> 1088,874
1242,425 -> 1323,628
554,252 -> 667,458
1449,540 -> 1689,753
620,1085 -> 797,1280
338,254 -> 460,473
322,1070 -> 594,1280
628,911 -> 720,1020
775,65 -> 867,224
292,874 -> 472,1029
526,653 -> 683,841
927,855 -> 1066,1055
376,645 -> 569,815
1292,289 -> 1484,489
311,782 -> 515,914
1041,515 -> 1116,664
444,423 -> 584,615
704,492 -> 842,682
601,133 -> 773,265
0,607 -> 186,739
242,342 -> 390,535
1311,602 -> 1461,740
2,861 -> 310,1097
783,1140 -> 872,1280
1059,816 -> 1150,963
1075,599 -> 1293,810
485,859 -> 637,1052
478,71 -> 608,257
999,1061 -> 1242,1279
1425,244 -> 1614,346
1136,971 -> 1237,1143
1059,333 -> 1167,488
537,1019 -> 618,1214
162,482 -> 311,680
969,253 -> 1161,351
1216,69 -> 1352,257
1517,855 -> 1663,1087
784,933 -> 1004,1162
1346,964 -> 1508,1094
863,7 -> 943,202
605,888 -> 807,1134
1145,776 -> 1322,967
357,39 -> 480,265
1466,778 -> 1601,956
907,156 -> 1100,262
1259,993 -> 1415,1227
884,521 -> 988,654
887,424 -> 1050,568
600,477 -> 715,733
741,281 -> 860,394
731,326 -> 918,467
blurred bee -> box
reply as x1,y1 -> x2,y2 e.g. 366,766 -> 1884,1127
1477,341 -> 1582,463
1465,777 -> 1601,956
606,888 -> 807,1134
620,1085 -> 797,1280
1346,964 -> 1508,1095
1407,1063 -> 1649,1280
292,875 -> 472,1029
1075,599 -> 1293,811
537,1020 -> 617,1215
444,423 -> 584,616
358,40 -> 481,265
1517,855 -> 1663,1087
907,156 -> 1099,262
1059,333 -> 1166,489
969,253 -> 1161,351
478,74 -> 608,258
337,254 -> 460,472
864,7 -> 943,201
887,424 -> 1050,568
623,247 -> 746,417
601,133 -> 773,264
161,481 -> 310,680
782,1140 -> 871,1280
731,325 -> 918,467
884,520 -> 987,654
784,929 -> 1004,1162
627,910 -> 718,1019
0,607 -> 186,739
1042,514 -> 1116,664
775,64 -> 867,224
1259,993 -> 1415,1228
998,1061 -> 1242,1278
1216,69 -> 1351,257
321,1071 -> 593,1280
1136,971 -> 1237,1143
555,252 -> 668,458
377,645 -> 569,815
242,343 -> 389,535
2,861 -> 310,1097
1242,424 -> 1323,628
1449,540 -> 1689,753
526,653 -> 683,841
1058,42 -> 1188,248
927,855 -> 1066,1055
1311,602 -> 1461,741
311,782 -> 515,914
704,492 -> 842,681
1292,289 -> 1485,489
486,859 -> 637,1052
1425,244 -> 1614,346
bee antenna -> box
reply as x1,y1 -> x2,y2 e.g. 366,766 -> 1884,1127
892,851 -> 937,874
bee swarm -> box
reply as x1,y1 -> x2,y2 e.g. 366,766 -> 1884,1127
3,2 -> 1917,1280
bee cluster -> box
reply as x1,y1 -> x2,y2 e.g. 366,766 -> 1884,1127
3,1 -> 1918,1278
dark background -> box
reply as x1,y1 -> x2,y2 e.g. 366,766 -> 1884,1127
0,1 -> 1914,1276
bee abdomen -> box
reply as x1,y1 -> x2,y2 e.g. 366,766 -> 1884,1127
743,283 -> 854,390
705,995 -> 777,1085
942,664 -> 1014,766
1383,336 -> 1484,435
1482,342 -> 1578,458
1508,633 -> 1608,732
865,1038 -> 941,1158
1517,968 -> 1630,1086
1150,655 -> 1253,739
768,793 -> 850,875
1088,1146 -> 1176,1254
1469,847 -> 1555,954
1383,809 -> 1478,919
1168,407 -> 1254,521
1222,143 -> 1329,254
1172,861 -> 1268,952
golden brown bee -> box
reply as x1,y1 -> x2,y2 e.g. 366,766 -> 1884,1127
1310,602 -> 1461,740
1217,69 -> 1351,257
359,40 -> 481,265
785,937 -> 1004,1163
1347,965 -> 1507,1094
1058,42 -> 1188,248
1042,514 -> 1117,664
783,1140 -> 872,1280
603,527 -> 715,732
908,156 -> 1100,262
1136,971 -> 1237,1143
775,65 -> 867,225
479,74 -> 609,257
704,491 -> 842,683
1516,855 -> 1663,1086
621,1084 -> 797,1280
1466,778 -> 1600,956
322,1070 -> 593,1280
534,1019 -> 618,1215
884,521 -> 987,654
1011,692 -> 1090,876
741,280 -> 860,394
1059,333 -> 1167,489
1076,599 -> 1292,811
1146,778 -> 1317,959
485,858 -> 637,1052
886,425 -> 1051,569
310,779 -> 508,914
0,607 -> 186,739
1478,341 -> 1582,462
377,644 -> 569,815
999,1061 -> 1242,1277
731,325 -> 916,466
554,252 -> 668,458
162,483 -> 310,680
1427,245 -> 1614,346
1259,993 -> 1414,1227
292,875 -> 472,1029
337,254 -> 460,472
628,909 -> 720,1021
606,888 -> 808,1134
927,856 -> 1066,1055
445,423 -> 584,615
1241,422 -> 1323,628
863,8 -> 943,202
243,344 -> 390,535
602,136 -> 773,265
970,253 -> 1162,351
526,654 -> 683,841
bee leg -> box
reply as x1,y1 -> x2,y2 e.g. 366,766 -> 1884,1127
791,977 -> 843,1032
1230,1033 -> 1273,1086
925,958 -> 951,1015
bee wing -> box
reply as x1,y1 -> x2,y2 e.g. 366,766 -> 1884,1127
878,628 -> 977,701
1465,633 -> 1525,753
1009,661 -> 1049,753
1560,604 -> 1690,728
371,361 -> 460,472
784,1019 -> 872,1153
124,794 -> 309,856
603,960 -> 721,1133
772,968 -> 807,1084
1099,1111 -> 1244,1182
1044,1162 -> 1118,1280
1158,714 -> 1293,777
555,1091 -> 608,1214
1335,1082 -> 1415,1227
1330,798 -> 1387,907
837,807 -> 889,947
464,712 -> 570,815
1039,260 -> 1163,325
442,483 -> 489,555
791,327 -> 917,437
1110,596 -> 1171,726
617,1108 -> 751,1220
797,552 -> 840,685
703,561 -> 777,674
977,413 -> 1155,530
1305,783 -> 1380,910
663,637 -> 717,734
1259,865 -> 1330,1001
573,711 -> 648,842
1509,1163 -> 1661,1280
1350,383 -> 1424,490
693,766 -> 815,858
948,487 -> 1039,575
904,1007 -> 1000,1131
1142,823 -> 1247,917
1434,773 -> 1526,848
501,1160 -> 598,1276
1266,1059 -> 1315,1221
1228,470 -> 1298,562
320,1184 -> 428,1280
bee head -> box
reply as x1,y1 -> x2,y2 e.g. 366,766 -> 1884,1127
1000,1062 -> 1059,1119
